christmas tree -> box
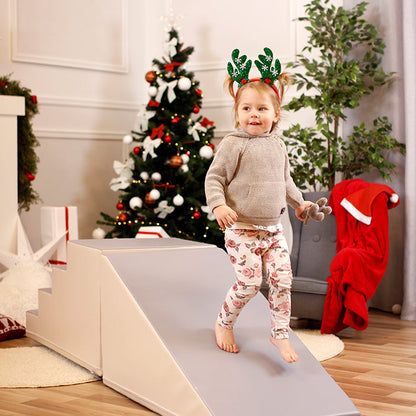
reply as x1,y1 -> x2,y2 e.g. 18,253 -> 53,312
98,28 -> 224,247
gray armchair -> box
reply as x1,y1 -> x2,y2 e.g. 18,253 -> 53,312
261,191 -> 337,322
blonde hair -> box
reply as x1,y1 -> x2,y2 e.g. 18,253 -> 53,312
224,73 -> 292,130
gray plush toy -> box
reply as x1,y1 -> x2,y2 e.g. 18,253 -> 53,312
301,197 -> 332,225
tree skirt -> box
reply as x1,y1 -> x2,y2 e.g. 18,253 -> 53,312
0,345 -> 99,388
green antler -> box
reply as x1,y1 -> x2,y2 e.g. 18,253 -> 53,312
254,47 -> 281,83
227,49 -> 252,87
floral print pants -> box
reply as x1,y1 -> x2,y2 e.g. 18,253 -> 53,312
218,228 -> 293,339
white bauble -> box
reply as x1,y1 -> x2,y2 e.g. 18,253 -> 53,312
140,171 -> 149,180
173,194 -> 184,206
123,134 -> 133,144
92,227 -> 106,239
148,86 -> 158,97
151,172 -> 162,182
178,77 -> 192,91
129,196 -> 143,209
199,145 -> 214,159
180,153 -> 190,164
149,189 -> 161,200
180,164 -> 189,173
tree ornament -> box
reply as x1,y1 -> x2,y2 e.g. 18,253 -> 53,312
196,89 -> 202,97
199,145 -> 214,159
180,154 -> 190,164
148,86 -> 158,97
170,155 -> 183,167
193,211 -> 202,220
149,189 -> 161,200
145,193 -> 156,205
92,227 -> 106,239
145,70 -> 156,83
129,197 -> 142,209
193,106 -> 200,114
116,202 -> 124,210
173,194 -> 184,206
154,200 -> 175,219
25,171 -> 35,182
171,116 -> 181,123
123,134 -> 133,144
133,146 -> 141,155
151,172 -> 162,182
140,171 -> 149,180
180,164 -> 189,173
118,213 -> 128,222
178,77 -> 192,91
164,134 -> 172,143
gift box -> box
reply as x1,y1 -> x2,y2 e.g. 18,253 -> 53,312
41,206 -> 79,264
136,226 -> 169,239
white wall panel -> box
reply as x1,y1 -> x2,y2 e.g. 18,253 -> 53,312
11,0 -> 128,72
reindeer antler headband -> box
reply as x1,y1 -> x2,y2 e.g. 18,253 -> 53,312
227,48 -> 281,103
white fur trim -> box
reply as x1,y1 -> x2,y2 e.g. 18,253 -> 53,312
390,193 -> 399,203
340,198 -> 372,225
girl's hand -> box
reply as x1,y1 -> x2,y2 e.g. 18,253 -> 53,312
295,201 -> 314,221
213,205 -> 238,230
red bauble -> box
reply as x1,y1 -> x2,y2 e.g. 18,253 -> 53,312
164,134 -> 172,143
145,192 -> 156,204
145,70 -> 156,83
118,213 -> 128,222
171,116 -> 181,123
133,146 -> 141,155
116,202 -> 124,210
170,155 -> 183,168
193,211 -> 202,220
196,89 -> 202,97
25,171 -> 35,182
209,143 -> 215,150
193,106 -> 200,114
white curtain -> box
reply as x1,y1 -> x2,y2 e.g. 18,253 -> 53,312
401,0 -> 416,320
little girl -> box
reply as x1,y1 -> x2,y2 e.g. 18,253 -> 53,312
205,48 -> 311,363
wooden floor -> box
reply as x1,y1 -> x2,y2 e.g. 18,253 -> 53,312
0,309 -> 415,416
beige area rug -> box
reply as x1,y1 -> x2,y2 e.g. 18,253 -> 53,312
0,330 -> 342,388
294,329 -> 344,362
0,346 -> 99,388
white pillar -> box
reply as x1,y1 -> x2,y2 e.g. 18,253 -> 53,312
0,96 -> 25,253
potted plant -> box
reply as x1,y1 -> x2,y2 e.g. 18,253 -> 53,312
283,0 -> 405,191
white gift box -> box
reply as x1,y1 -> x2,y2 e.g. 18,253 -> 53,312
136,226 -> 169,239
41,206 -> 79,264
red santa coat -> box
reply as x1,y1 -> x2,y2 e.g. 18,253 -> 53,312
321,179 -> 400,334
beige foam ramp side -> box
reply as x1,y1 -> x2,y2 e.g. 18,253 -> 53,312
100,254 -> 212,416
26,241 -> 103,375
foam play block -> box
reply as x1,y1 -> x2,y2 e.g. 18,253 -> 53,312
27,238 -> 360,416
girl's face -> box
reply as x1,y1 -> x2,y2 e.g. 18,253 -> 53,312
236,88 -> 279,136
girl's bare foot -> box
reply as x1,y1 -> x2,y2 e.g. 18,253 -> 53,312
269,336 -> 298,363
215,320 -> 239,353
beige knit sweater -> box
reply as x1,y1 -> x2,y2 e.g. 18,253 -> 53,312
204,128 -> 304,226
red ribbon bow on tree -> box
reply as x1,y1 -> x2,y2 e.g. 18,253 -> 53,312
200,117 -> 214,128
164,62 -> 183,72
150,124 -> 165,139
